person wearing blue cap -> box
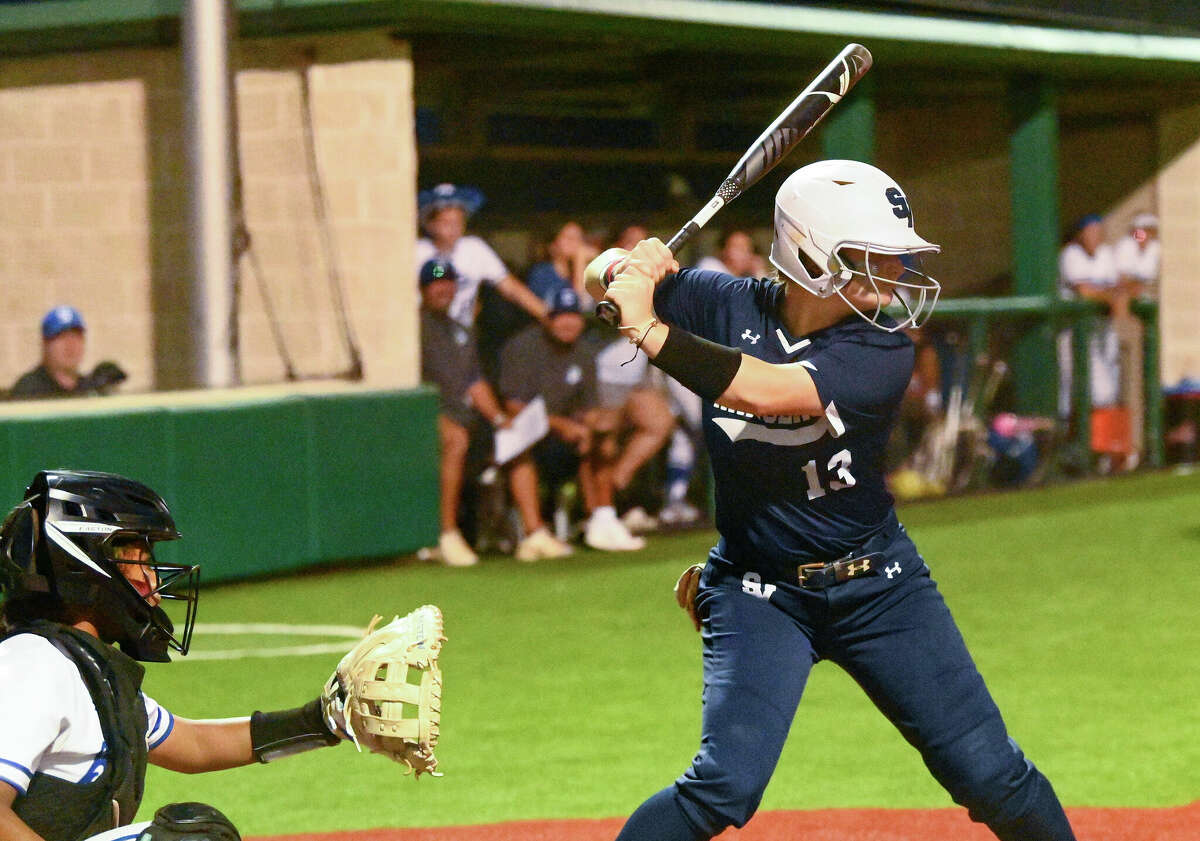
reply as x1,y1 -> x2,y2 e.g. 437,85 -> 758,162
1057,213 -> 1133,470
8,307 -> 126,400
415,183 -> 548,328
419,259 -> 573,566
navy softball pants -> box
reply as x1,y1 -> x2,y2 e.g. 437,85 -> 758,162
614,532 -> 1076,841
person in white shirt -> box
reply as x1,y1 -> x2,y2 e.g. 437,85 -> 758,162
1114,212 -> 1160,295
0,471 -> 353,841
1058,213 -> 1136,469
414,183 -> 547,327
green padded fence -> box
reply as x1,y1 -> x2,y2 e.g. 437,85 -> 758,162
0,385 -> 439,583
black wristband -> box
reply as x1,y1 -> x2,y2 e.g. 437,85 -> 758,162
250,697 -> 341,763
650,326 -> 742,402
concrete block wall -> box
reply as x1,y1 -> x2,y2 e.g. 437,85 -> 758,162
0,30 -> 418,394
1158,104 -> 1200,387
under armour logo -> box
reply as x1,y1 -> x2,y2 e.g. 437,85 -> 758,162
741,329 -> 760,344
846,559 -> 871,576
885,562 -> 902,579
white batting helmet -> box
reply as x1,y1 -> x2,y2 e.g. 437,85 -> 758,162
769,160 -> 941,331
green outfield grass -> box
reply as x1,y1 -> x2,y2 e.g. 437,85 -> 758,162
141,469 -> 1200,835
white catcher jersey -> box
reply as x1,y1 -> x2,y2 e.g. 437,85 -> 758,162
0,634 -> 174,796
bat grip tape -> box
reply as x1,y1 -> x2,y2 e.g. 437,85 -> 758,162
650,326 -> 742,402
250,697 -> 341,763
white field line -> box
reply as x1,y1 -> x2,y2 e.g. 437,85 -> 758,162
182,622 -> 365,661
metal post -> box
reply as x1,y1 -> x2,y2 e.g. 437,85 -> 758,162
1072,313 -> 1094,459
1009,76 -> 1060,416
821,74 -> 875,163
183,0 -> 236,388
1135,301 -> 1163,467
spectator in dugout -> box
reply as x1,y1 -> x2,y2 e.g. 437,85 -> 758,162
1058,213 -> 1135,471
525,219 -> 600,302
419,258 -> 573,566
415,183 -> 548,328
1115,212 -> 1160,296
8,306 -> 127,400
695,227 -> 767,278
528,221 -> 677,524
499,286 -> 647,552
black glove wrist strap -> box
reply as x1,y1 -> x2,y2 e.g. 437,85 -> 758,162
250,697 -> 341,763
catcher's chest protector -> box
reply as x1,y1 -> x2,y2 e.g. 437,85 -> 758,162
6,622 -> 149,841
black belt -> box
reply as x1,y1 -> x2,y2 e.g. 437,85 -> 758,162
798,552 -> 884,590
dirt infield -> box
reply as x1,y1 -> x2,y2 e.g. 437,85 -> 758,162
260,801 -> 1199,841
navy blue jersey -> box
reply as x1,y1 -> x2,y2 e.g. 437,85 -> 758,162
654,269 -> 914,577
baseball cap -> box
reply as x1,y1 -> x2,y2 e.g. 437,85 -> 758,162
420,258 -> 458,286
547,286 -> 582,316
41,305 -> 85,339
417,183 -> 485,224
1131,212 -> 1159,229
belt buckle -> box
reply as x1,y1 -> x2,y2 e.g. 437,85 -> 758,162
798,562 -> 831,591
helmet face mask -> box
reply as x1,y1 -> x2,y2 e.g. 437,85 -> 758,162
0,471 -> 199,662
769,160 -> 942,331
100,532 -> 200,658
830,246 -> 941,332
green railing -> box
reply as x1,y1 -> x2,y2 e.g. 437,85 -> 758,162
930,296 -> 1162,467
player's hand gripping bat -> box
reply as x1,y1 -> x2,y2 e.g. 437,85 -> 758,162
594,42 -> 873,327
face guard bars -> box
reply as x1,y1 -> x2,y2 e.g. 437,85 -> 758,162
105,534 -> 200,657
832,244 -> 941,332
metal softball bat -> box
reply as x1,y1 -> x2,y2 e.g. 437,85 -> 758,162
596,42 -> 874,327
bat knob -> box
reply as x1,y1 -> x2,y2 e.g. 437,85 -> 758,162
595,300 -> 621,328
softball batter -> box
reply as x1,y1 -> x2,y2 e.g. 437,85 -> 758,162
588,160 -> 1076,841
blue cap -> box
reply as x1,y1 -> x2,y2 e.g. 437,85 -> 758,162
41,306 -> 85,340
418,183 -> 485,223
547,286 -> 582,316
420,258 -> 458,287
1074,213 -> 1103,233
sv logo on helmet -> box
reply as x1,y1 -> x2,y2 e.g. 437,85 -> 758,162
886,187 -> 913,228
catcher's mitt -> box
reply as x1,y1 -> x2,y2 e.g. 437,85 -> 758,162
322,606 -> 445,776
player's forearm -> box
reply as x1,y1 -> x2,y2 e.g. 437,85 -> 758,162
0,805 -> 46,841
149,717 -> 255,773
717,356 -> 824,416
637,323 -> 822,416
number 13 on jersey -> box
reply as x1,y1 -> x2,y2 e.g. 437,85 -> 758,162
801,448 -> 857,500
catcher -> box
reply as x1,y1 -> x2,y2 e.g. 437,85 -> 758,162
0,470 -> 444,841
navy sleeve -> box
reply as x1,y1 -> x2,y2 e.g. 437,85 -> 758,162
653,268 -> 744,340
805,332 -> 915,422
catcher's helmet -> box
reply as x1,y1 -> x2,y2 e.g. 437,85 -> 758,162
769,160 -> 941,331
0,470 -> 198,662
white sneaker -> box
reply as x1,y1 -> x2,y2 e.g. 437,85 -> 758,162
659,500 -> 700,527
438,529 -> 479,567
621,506 -> 659,534
515,527 -> 574,562
585,516 -> 646,552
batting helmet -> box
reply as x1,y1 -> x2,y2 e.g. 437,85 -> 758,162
769,160 -> 942,331
0,470 -> 198,662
